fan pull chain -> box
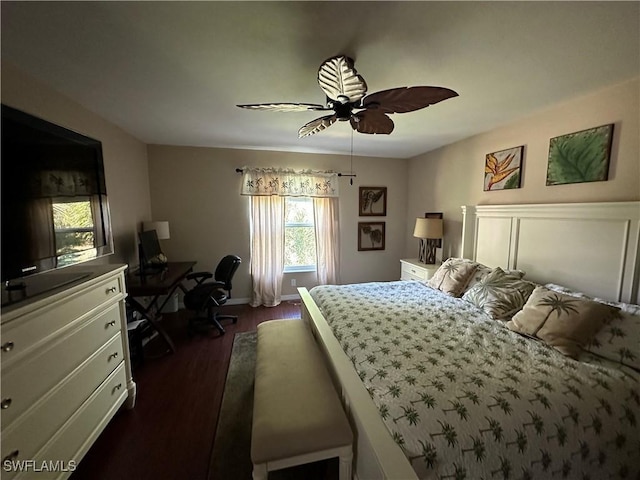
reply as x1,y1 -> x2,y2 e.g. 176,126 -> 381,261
338,130 -> 357,185
350,131 -> 354,185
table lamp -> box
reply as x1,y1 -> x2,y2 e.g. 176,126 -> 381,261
413,218 -> 443,264
143,221 -> 170,241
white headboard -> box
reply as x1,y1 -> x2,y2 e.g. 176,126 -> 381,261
461,202 -> 640,304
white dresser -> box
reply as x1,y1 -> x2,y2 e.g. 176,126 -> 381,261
400,258 -> 440,282
1,264 -> 136,479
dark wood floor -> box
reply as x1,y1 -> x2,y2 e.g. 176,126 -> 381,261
71,301 -> 301,480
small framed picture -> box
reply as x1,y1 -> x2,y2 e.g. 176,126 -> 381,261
425,212 -> 443,248
484,145 -> 524,191
358,222 -> 385,251
359,186 -> 387,216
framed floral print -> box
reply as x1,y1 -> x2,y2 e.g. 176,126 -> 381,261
358,222 -> 385,251
359,186 -> 387,216
484,146 -> 524,191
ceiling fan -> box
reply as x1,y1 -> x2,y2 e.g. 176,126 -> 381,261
237,55 -> 458,138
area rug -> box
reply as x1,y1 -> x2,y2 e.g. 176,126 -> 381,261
208,331 -> 256,480
208,330 -> 336,480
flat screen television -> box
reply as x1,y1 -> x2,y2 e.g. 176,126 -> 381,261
1,104 -> 114,285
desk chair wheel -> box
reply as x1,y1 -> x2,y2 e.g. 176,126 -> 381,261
187,312 -> 235,337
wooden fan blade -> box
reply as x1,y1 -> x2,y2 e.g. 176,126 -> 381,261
237,103 -> 329,112
317,55 -> 367,104
298,115 -> 337,138
350,110 -> 394,135
362,86 -> 458,114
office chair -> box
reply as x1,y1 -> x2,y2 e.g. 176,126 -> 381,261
183,255 -> 242,336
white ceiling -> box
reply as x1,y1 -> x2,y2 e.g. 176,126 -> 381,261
2,2 -> 638,159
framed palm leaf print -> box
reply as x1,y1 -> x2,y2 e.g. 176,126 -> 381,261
358,222 -> 385,251
359,187 -> 387,216
546,124 -> 613,185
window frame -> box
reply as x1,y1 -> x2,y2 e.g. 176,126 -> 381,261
283,197 -> 317,273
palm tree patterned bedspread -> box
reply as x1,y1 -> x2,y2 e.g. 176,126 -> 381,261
310,281 -> 639,480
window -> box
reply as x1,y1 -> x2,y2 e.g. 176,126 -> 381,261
52,197 -> 97,266
284,197 -> 316,272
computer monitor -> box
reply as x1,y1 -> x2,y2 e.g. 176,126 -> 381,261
139,229 -> 164,267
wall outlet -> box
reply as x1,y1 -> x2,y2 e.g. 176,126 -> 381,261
291,278 -> 297,287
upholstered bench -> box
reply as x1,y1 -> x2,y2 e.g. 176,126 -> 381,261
251,319 -> 353,480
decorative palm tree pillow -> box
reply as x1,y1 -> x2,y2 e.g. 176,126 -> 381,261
506,285 -> 617,358
462,267 -> 535,320
427,258 -> 477,297
464,263 -> 492,290
464,263 -> 526,294
543,283 -> 640,370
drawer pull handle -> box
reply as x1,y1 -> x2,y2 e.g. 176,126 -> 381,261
1,398 -> 12,409
1,342 -> 14,352
3,450 -> 19,463
113,383 -> 123,394
106,320 -> 117,328
108,352 -> 119,361
106,286 -> 117,294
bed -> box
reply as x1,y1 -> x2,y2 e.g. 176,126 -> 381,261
299,201 -> 640,480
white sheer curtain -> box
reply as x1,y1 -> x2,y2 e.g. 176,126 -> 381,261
242,167 -> 339,307
313,197 -> 340,285
249,195 -> 285,307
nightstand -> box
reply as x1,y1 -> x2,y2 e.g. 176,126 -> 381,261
400,258 -> 440,281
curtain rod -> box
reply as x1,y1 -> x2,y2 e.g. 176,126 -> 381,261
235,167 -> 340,174
236,167 -> 355,177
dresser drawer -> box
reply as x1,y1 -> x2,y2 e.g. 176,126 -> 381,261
401,263 -> 429,281
402,270 -> 425,281
4,363 -> 127,480
1,336 -> 124,466
1,276 -> 123,366
1,304 -> 123,429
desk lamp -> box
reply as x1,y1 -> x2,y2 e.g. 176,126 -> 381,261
140,221 -> 170,268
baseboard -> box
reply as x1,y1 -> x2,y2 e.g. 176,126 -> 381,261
281,294 -> 301,302
226,294 -> 301,306
225,297 -> 251,305
169,294 -> 301,311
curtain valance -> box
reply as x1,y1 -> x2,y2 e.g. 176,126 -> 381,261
240,167 -> 339,198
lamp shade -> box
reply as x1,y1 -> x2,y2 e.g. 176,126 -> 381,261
413,217 -> 443,239
143,221 -> 170,240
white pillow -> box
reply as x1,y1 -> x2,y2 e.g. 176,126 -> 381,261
583,300 -> 640,371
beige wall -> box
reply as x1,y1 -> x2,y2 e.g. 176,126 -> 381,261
1,61 -> 152,267
406,77 -> 640,259
146,146 -> 407,301
5,60 -> 636,300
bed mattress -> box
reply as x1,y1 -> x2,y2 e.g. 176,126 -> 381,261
310,280 -> 639,479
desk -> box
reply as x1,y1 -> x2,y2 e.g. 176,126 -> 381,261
126,261 -> 196,353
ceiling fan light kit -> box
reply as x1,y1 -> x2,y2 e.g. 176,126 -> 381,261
237,55 -> 458,138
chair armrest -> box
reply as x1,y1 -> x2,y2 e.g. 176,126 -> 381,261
190,280 -> 226,293
186,271 -> 213,284
201,280 -> 226,289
